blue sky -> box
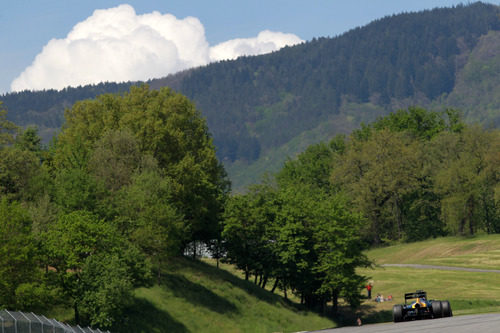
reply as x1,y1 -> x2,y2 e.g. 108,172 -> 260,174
1,0 -> 496,94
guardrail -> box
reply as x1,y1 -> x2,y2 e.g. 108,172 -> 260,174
0,310 -> 110,333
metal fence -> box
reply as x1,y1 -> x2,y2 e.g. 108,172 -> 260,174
0,310 -> 110,333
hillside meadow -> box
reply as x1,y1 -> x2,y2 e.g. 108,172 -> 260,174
111,257 -> 337,333
41,235 -> 500,331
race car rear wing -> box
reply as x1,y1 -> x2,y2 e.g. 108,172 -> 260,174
405,290 -> 427,302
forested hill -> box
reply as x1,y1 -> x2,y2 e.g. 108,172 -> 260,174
1,82 -> 136,141
2,2 -> 500,190
150,2 -> 500,163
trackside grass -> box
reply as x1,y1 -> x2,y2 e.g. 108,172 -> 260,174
357,235 -> 500,322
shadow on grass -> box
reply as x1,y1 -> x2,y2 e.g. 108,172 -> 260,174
323,303 -> 393,328
161,272 -> 239,314
359,309 -> 392,325
168,257 -> 289,306
112,298 -> 188,333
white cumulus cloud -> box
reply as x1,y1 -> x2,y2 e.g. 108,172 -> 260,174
11,4 -> 303,92
210,30 -> 303,62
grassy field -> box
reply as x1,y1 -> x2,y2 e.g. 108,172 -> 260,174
48,235 -> 500,330
356,234 -> 500,322
367,234 -> 500,269
112,257 -> 336,333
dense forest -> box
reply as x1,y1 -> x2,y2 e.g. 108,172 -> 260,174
0,87 -> 229,328
155,2 -> 500,163
2,3 -> 500,190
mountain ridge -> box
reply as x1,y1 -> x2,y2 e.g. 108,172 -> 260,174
2,2 -> 500,190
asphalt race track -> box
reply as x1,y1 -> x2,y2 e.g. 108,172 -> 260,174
309,313 -> 500,332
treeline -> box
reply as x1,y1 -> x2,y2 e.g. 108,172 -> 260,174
334,107 -> 500,242
222,176 -> 370,313
1,82 -> 136,141
157,2 -> 500,162
0,86 -> 229,329
221,107 -> 500,313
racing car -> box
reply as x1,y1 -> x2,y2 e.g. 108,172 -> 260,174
393,290 -> 452,322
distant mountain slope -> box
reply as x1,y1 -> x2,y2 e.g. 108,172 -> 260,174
2,2 -> 500,190
150,2 -> 500,164
444,30 -> 500,126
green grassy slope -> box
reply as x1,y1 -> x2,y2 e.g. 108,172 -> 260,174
367,234 -> 500,269
48,235 -> 500,329
357,235 -> 500,321
112,257 -> 336,333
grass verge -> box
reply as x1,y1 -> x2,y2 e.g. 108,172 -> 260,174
356,234 -> 500,322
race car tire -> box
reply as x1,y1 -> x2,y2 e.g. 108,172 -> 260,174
432,300 -> 443,318
393,304 -> 404,322
442,300 -> 452,317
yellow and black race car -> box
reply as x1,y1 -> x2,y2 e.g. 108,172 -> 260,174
393,290 -> 452,322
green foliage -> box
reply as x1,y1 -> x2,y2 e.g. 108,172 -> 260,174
115,168 -> 184,277
0,85 -> 232,328
329,107 -> 498,243
0,199 -> 38,308
53,168 -> 104,213
277,140 -> 339,192
224,148 -> 370,312
274,185 -> 370,310
0,102 -> 18,146
15,126 -> 42,152
88,129 -> 141,192
434,126 -> 500,235
55,85 -> 229,246
333,129 -> 423,242
371,107 -> 447,139
222,184 -> 278,281
44,210 -> 151,328
78,253 -> 134,328
0,147 -> 42,201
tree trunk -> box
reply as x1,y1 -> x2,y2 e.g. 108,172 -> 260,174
157,257 -> 162,284
468,198 -> 475,235
395,197 -> 403,240
74,301 -> 80,325
262,275 -> 268,289
271,278 -> 279,293
459,215 -> 466,235
332,290 -> 339,315
254,273 -> 258,285
245,267 -> 249,281
483,193 -> 492,234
